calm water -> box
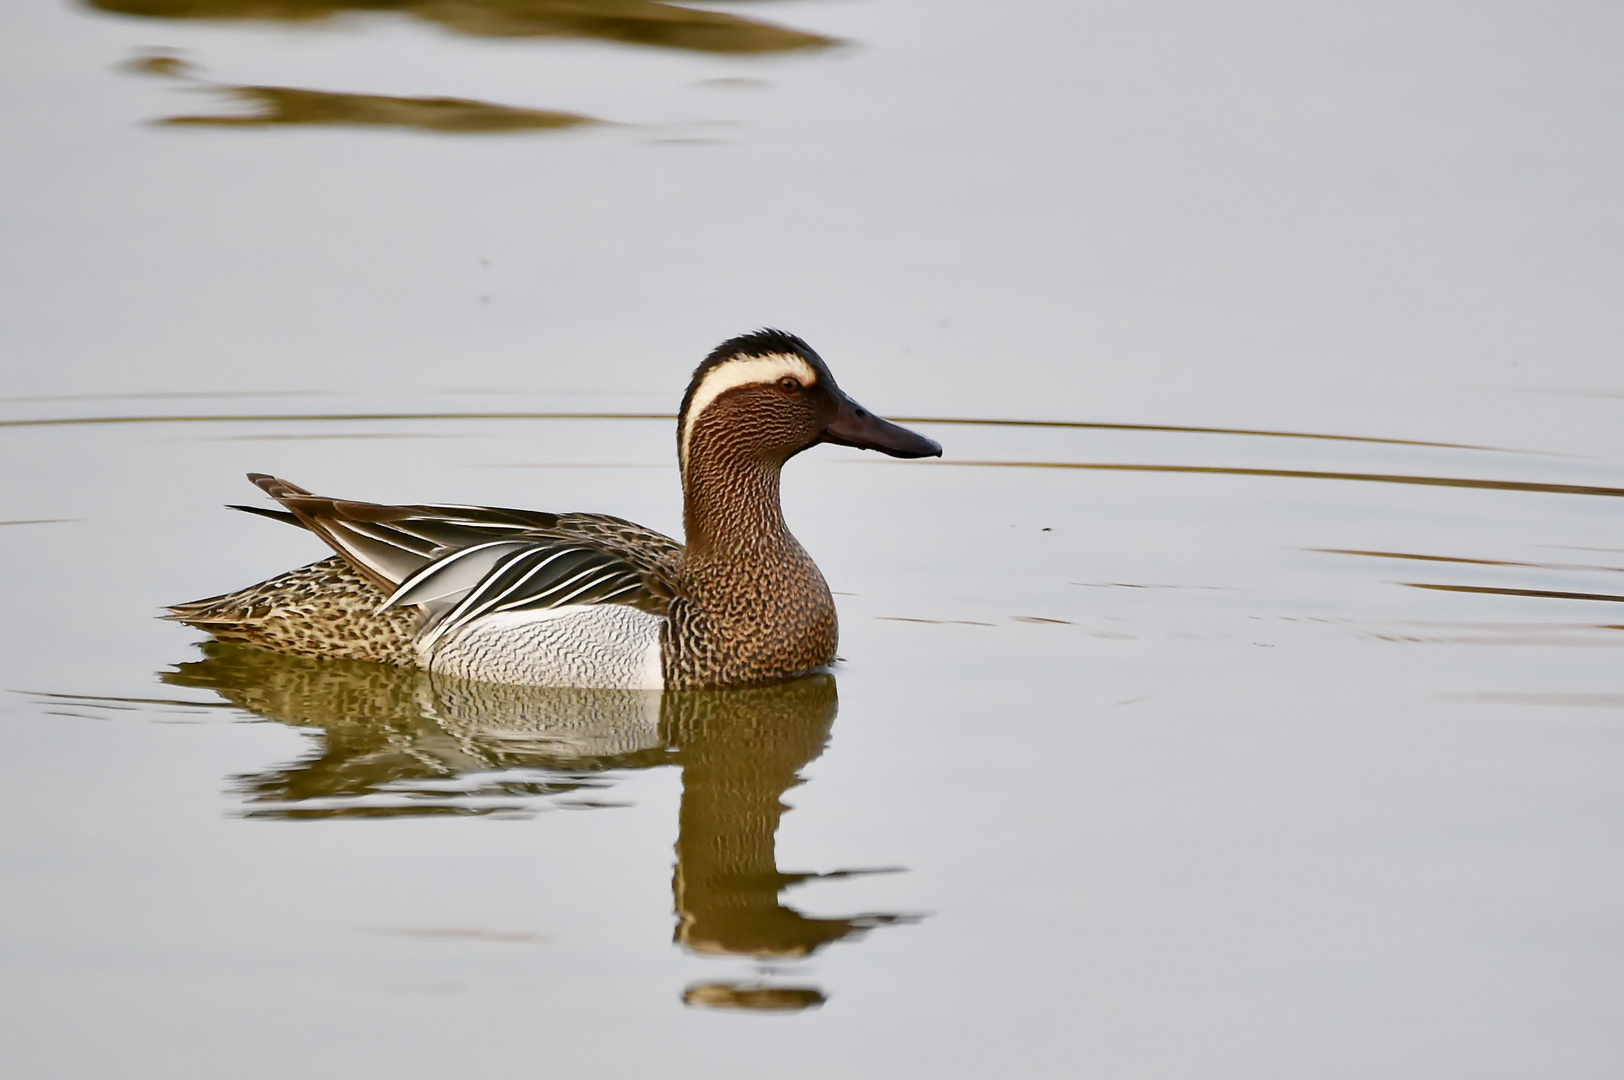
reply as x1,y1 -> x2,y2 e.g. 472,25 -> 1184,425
4,2 -> 1623,1077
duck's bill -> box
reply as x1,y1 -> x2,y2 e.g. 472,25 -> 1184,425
822,396 -> 943,458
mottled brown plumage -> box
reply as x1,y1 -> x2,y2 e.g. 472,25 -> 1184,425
167,556 -> 420,665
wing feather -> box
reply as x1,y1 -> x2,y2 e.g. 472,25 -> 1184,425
416,545 -> 648,650
241,475 -> 680,632
380,540 -> 534,609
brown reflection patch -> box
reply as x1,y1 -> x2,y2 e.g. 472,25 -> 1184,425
683,982 -> 824,1011
121,49 -> 603,132
88,0 -> 836,54
163,84 -> 599,132
124,52 -> 193,77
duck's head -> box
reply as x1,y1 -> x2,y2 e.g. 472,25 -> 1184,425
678,329 -> 943,475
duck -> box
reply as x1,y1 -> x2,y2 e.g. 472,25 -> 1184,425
168,329 -> 942,690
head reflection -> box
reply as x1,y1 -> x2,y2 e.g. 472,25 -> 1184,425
165,644 -> 909,1007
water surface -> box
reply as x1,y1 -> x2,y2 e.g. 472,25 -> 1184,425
3,0 -> 1623,1076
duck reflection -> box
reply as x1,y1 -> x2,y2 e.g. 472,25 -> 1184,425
164,643 -> 908,1006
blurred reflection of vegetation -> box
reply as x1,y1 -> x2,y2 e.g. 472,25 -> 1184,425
169,85 -> 598,132
87,0 -> 836,53
126,52 -> 601,131
165,643 -> 908,1001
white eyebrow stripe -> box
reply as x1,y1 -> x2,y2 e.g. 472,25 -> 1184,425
680,353 -> 817,465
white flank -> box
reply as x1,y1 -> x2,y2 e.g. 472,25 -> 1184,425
422,604 -> 665,690
680,353 -> 817,465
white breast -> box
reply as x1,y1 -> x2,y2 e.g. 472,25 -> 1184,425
421,604 -> 665,690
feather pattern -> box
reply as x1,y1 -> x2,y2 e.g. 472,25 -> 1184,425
172,331 -> 941,689
411,541 -> 656,652
243,474 -> 679,619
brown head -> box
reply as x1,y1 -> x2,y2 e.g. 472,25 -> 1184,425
677,329 -> 942,481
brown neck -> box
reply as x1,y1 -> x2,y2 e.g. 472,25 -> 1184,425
669,420 -> 839,686
681,435 -> 794,562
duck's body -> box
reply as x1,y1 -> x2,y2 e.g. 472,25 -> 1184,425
169,330 -> 941,690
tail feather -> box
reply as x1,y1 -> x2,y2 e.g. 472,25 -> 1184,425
229,504 -> 302,527
243,473 -> 406,591
248,473 -> 315,499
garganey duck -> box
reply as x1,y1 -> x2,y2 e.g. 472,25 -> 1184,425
168,330 -> 942,689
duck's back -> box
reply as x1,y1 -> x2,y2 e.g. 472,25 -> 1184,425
168,498 -> 686,683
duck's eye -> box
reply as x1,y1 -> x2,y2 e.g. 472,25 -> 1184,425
778,376 -> 802,393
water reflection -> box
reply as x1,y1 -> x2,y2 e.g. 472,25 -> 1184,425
88,0 -> 836,53
165,84 -> 600,133
162,643 -> 908,1006
127,52 -> 601,132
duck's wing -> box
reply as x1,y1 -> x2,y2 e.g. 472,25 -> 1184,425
241,475 -> 681,621
386,534 -> 677,653
550,512 -> 686,568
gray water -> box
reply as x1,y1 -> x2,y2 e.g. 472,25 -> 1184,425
3,2 -> 1623,1076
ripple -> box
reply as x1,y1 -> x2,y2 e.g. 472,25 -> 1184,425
0,410 -> 1527,452
936,461 -> 1624,499
1402,583 -> 1624,603
1310,549 -> 1624,573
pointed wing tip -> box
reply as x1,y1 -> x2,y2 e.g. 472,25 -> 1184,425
248,474 -> 315,500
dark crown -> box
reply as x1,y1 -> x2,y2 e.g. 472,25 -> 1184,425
679,329 -> 830,455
